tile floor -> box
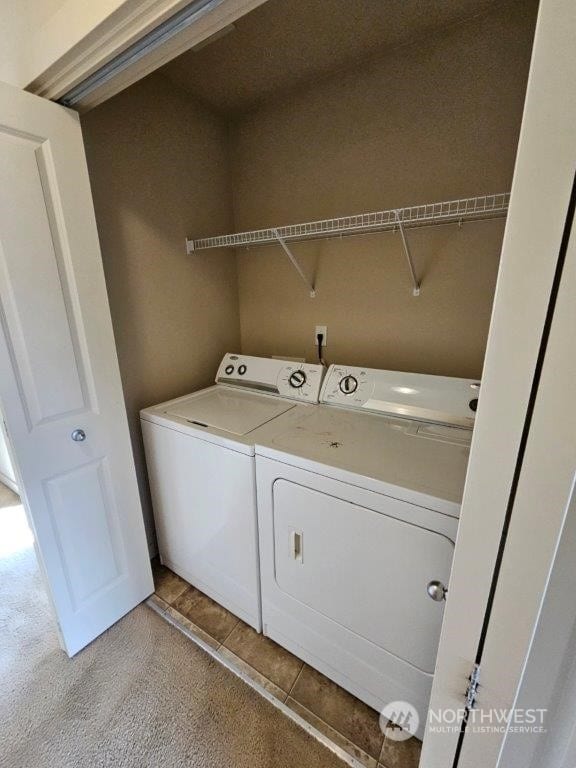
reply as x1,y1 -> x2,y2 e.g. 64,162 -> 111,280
151,561 -> 421,768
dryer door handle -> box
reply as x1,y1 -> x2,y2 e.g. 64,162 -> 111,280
290,530 -> 303,563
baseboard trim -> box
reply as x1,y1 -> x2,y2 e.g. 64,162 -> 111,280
0,471 -> 18,494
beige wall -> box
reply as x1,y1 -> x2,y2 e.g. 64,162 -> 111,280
79,0 -> 536,550
231,0 -> 537,378
82,73 -> 239,550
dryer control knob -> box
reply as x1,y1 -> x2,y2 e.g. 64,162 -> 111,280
427,580 -> 447,602
289,370 -> 307,388
339,375 -> 358,394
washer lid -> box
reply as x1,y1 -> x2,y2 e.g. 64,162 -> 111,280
164,387 -> 295,436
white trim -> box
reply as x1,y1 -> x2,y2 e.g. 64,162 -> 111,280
460,197 -> 576,767
28,0 -> 267,110
0,470 -> 18,494
29,0 -> 192,99
421,0 -> 576,764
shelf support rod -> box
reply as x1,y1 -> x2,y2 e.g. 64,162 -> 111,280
394,211 -> 420,296
273,229 -> 316,298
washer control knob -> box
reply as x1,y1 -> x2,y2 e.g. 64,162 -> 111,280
238,364 -> 247,375
427,580 -> 447,602
339,375 -> 358,395
224,364 -> 234,375
289,370 -> 307,389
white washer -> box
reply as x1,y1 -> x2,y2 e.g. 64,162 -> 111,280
255,364 -> 479,735
141,354 -> 324,630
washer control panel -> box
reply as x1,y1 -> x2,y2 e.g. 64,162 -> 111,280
216,354 -> 325,402
320,365 -> 479,428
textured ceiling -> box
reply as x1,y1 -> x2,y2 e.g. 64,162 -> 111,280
160,0 -> 498,117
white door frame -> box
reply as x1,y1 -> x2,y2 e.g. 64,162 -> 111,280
452,177 -> 576,767
477,193 -> 576,767
422,0 -> 576,764
27,0 -> 268,110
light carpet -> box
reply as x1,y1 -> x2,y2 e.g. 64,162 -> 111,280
0,488 -> 345,768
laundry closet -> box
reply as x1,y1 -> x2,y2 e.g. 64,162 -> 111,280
80,0 -> 538,738
81,0 -> 537,547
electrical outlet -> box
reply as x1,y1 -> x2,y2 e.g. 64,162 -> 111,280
315,325 -> 328,346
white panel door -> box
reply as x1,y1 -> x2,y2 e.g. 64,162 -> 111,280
0,80 -> 153,656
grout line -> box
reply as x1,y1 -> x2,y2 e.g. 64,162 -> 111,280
146,597 -> 367,768
219,617 -> 241,648
169,584 -> 190,606
287,661 -> 305,698
154,581 -> 234,649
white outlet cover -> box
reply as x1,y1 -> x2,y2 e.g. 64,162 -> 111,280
315,325 -> 328,345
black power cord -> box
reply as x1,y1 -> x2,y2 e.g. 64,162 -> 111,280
316,332 -> 327,367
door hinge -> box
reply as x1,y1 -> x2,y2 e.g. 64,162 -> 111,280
465,663 -> 481,710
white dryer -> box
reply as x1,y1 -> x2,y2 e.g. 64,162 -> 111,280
141,354 -> 324,631
255,364 -> 479,735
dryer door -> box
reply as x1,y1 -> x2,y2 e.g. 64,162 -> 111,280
272,479 -> 454,673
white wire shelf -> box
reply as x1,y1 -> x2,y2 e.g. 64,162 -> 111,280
186,192 -> 510,298
186,193 -> 510,252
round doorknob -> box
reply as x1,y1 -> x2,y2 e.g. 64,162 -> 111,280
427,580 -> 447,602
71,429 -> 86,442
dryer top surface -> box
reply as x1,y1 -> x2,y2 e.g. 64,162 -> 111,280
256,405 -> 471,510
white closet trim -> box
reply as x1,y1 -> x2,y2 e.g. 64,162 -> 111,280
28,0 -> 267,111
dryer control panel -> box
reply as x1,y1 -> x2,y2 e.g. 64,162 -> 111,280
216,354 -> 325,403
320,365 -> 479,428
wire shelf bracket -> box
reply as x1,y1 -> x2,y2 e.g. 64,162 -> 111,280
273,229 -> 316,298
394,210 -> 420,296
185,193 -> 510,298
